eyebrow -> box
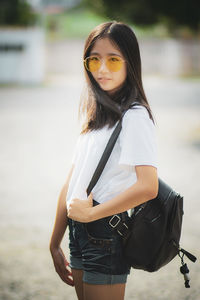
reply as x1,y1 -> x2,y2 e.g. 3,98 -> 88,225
90,52 -> 122,57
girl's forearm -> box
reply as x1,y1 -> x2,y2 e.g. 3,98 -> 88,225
50,183 -> 68,251
50,165 -> 74,251
91,178 -> 158,222
67,166 -> 158,223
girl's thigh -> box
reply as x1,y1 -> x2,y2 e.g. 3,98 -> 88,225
71,269 -> 84,300
83,282 -> 126,300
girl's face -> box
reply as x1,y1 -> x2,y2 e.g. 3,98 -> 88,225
88,38 -> 127,94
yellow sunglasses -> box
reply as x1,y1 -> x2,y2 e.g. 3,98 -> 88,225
84,55 -> 125,72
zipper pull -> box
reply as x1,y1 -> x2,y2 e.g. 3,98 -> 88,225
179,248 -> 197,263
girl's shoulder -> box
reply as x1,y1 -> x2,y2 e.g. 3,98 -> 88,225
123,104 -> 150,121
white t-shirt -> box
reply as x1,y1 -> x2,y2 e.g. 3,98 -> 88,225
66,105 -> 158,205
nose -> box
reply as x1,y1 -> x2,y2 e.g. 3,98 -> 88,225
98,58 -> 109,73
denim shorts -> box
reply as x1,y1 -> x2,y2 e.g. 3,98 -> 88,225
68,200 -> 131,285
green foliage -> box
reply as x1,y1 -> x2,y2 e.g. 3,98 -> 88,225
45,8 -> 109,39
83,0 -> 200,34
45,7 -> 173,40
0,0 -> 38,27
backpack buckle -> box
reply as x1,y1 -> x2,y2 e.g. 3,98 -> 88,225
109,215 -> 121,228
117,222 -> 129,236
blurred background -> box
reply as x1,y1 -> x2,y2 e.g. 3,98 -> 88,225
0,0 -> 200,299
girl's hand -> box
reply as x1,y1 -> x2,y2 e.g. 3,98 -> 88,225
50,246 -> 74,286
67,193 -> 93,222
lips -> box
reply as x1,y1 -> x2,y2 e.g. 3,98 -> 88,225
98,77 -> 111,83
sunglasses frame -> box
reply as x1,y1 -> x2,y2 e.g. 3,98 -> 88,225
84,55 -> 126,73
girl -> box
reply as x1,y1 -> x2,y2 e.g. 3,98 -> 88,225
50,21 -> 158,300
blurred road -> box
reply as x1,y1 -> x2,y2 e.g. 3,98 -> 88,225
0,43 -> 200,299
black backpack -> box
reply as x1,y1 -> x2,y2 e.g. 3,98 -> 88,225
122,178 -> 197,287
86,108 -> 197,288
123,178 -> 184,271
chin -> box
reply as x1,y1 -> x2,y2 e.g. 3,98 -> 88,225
106,87 -> 120,95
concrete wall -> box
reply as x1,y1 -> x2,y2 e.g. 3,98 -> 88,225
0,33 -> 199,84
45,38 -> 200,78
0,28 -> 45,84
140,38 -> 200,76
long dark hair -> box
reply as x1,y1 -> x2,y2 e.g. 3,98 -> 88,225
79,21 -> 154,134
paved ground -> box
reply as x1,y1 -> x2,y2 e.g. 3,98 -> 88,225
0,41 -> 200,299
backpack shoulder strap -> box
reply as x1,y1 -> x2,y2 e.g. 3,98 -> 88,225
86,118 -> 122,196
86,102 -> 140,196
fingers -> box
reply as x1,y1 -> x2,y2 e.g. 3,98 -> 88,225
55,261 -> 74,286
88,192 -> 93,204
65,261 -> 69,267
52,249 -> 74,286
85,193 -> 93,207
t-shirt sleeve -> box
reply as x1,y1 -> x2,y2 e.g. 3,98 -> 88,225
119,106 -> 158,168
71,135 -> 81,164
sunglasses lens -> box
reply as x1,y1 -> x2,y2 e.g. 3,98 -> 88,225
107,57 -> 123,72
85,56 -> 100,72
84,56 -> 124,72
